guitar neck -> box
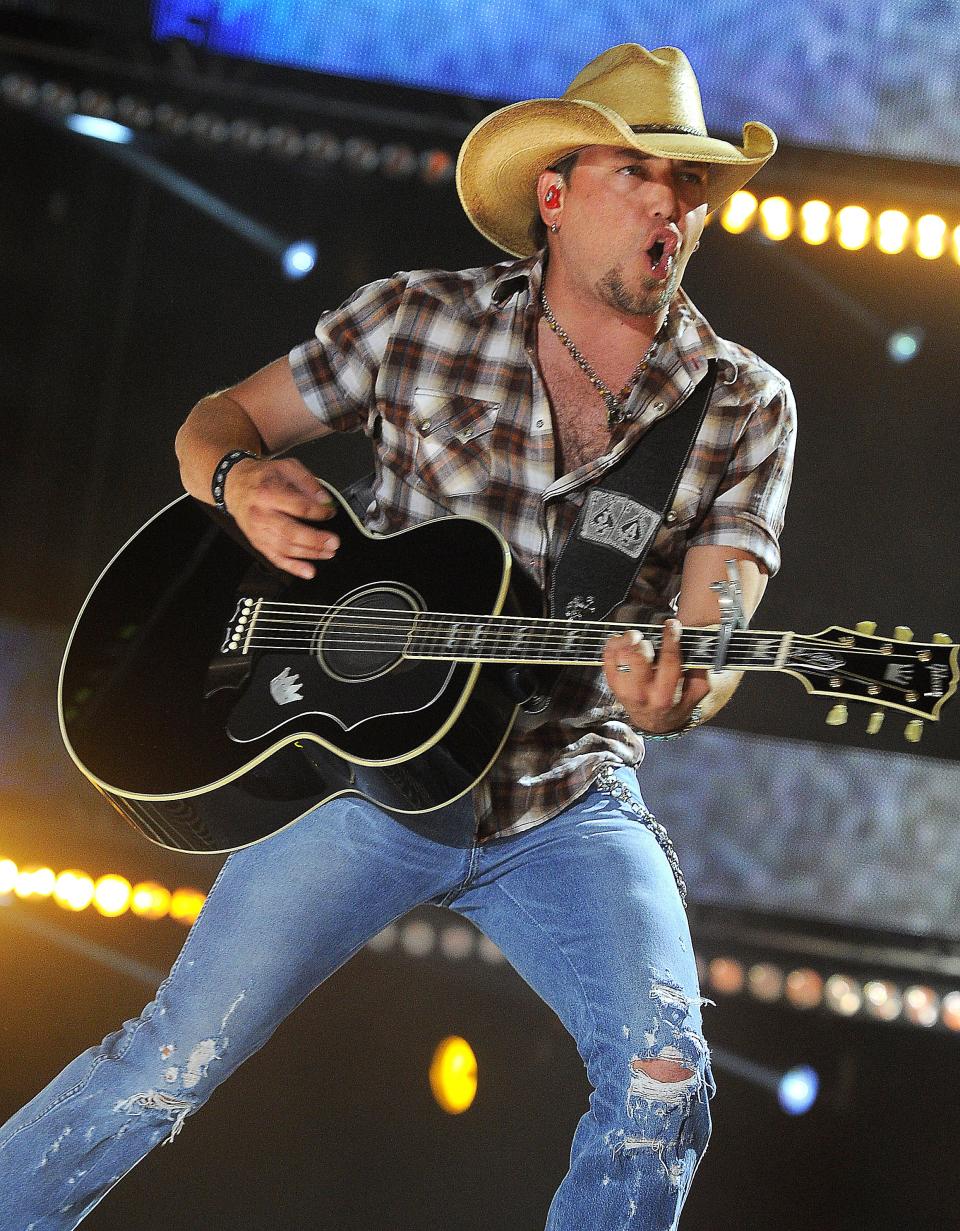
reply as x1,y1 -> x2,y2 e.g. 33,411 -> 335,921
404,614 -> 789,671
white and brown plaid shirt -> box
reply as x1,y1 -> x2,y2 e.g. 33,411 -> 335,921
289,254 -> 796,839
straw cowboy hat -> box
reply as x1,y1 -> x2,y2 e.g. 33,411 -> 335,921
456,43 -> 776,258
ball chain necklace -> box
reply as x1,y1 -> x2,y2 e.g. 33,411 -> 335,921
539,287 -> 666,428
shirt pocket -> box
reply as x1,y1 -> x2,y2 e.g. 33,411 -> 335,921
665,481 -> 702,530
409,389 -> 500,497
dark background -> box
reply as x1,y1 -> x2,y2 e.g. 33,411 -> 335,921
1,5 -> 959,1228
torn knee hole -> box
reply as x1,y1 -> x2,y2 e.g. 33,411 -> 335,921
631,1057 -> 694,1084
630,1057 -> 694,1084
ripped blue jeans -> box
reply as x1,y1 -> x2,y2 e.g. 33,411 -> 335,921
0,766 -> 713,1229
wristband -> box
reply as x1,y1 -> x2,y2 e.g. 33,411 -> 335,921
211,449 -> 259,514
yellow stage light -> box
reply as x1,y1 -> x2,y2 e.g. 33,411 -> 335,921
875,210 -> 910,255
15,866 -> 56,899
131,881 -> 172,920
708,956 -> 745,995
915,214 -> 947,259
169,888 -> 206,926
93,874 -> 132,918
720,191 -> 758,234
835,206 -> 871,250
799,200 -> 832,245
784,967 -> 824,1010
952,224 -> 960,265
429,1036 -> 478,1115
53,870 -> 96,912
0,859 -> 17,895
758,196 -> 793,240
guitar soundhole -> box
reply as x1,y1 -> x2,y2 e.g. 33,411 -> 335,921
314,584 -> 422,683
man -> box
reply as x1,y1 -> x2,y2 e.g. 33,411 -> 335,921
1,44 -> 794,1229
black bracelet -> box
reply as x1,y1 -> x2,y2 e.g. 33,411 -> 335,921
211,449 -> 259,514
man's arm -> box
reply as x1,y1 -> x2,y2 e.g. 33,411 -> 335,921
603,544 -> 768,733
174,357 -> 341,579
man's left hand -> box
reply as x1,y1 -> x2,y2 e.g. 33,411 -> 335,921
603,619 -> 710,734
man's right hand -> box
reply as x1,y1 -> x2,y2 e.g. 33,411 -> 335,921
223,456 -> 340,580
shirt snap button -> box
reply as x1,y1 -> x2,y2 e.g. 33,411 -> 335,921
652,400 -> 665,412
419,419 -> 432,434
665,510 -> 678,524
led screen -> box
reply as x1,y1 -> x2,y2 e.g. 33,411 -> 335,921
152,0 -> 960,166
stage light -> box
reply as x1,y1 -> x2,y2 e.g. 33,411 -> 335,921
93,874 -> 132,918
115,95 -> 153,131
154,103 -> 190,138
746,962 -> 784,1002
903,985 -> 939,1028
130,882 -> 172,920
429,1036 -> 478,1115
169,888 -> 206,925
886,327 -> 923,363
65,115 -> 134,145
863,979 -> 902,1022
266,124 -> 304,159
40,81 -> 78,117
799,200 -> 832,245
708,957 -> 745,995
304,131 -> 342,165
915,214 -> 947,259
825,973 -> 862,1016
875,209 -> 910,254
0,859 -> 17,895
758,196 -> 793,241
343,136 -> 380,174
440,925 -> 476,961
941,991 -> 960,1031
953,225 -> 960,265
366,924 -> 398,952
419,149 -> 455,184
400,919 -> 436,957
836,206 -> 871,250
282,241 -> 317,280
15,866 -> 55,899
478,935 -> 506,964
785,968 -> 823,1010
53,870 -> 96,912
778,1065 -> 819,1115
720,191 -> 758,234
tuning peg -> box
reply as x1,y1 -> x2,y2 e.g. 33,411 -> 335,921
866,710 -> 885,735
904,720 -> 924,743
825,704 -> 848,726
855,620 -> 877,635
933,633 -> 953,644
894,626 -> 913,642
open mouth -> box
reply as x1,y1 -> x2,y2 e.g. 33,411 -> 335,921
646,230 -> 679,279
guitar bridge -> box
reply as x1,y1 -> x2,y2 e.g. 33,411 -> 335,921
220,597 -> 258,654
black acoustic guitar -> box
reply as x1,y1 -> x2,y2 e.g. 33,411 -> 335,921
59,480 -> 958,853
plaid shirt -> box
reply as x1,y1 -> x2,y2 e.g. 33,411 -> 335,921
289,254 -> 796,838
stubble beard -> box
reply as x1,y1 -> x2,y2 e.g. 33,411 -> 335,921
597,265 -> 679,319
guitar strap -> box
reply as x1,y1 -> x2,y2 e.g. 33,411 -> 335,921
549,359 -> 717,622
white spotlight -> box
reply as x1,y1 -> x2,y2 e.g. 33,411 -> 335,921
282,241 -> 317,280
887,327 -> 924,364
65,114 -> 134,145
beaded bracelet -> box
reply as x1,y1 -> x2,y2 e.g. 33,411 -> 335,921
211,449 -> 259,514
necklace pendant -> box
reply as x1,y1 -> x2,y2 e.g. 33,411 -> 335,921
603,392 -> 623,427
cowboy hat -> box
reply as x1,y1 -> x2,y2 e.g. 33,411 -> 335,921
456,43 -> 776,258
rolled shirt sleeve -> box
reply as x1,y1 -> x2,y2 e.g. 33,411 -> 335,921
288,274 -> 408,435
688,379 -> 797,575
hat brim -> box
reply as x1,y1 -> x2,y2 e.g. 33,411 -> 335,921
457,97 -> 776,257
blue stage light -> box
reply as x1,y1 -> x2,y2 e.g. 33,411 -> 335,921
886,327 -> 923,363
65,115 -> 134,144
778,1065 -> 819,1115
282,241 -> 317,280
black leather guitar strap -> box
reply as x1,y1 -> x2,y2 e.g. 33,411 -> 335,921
550,359 -> 717,621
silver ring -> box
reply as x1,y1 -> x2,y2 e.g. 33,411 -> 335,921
616,663 -> 631,673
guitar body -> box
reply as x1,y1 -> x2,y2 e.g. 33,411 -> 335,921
59,486 -> 524,853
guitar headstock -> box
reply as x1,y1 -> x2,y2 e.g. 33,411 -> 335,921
784,622 -> 958,742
